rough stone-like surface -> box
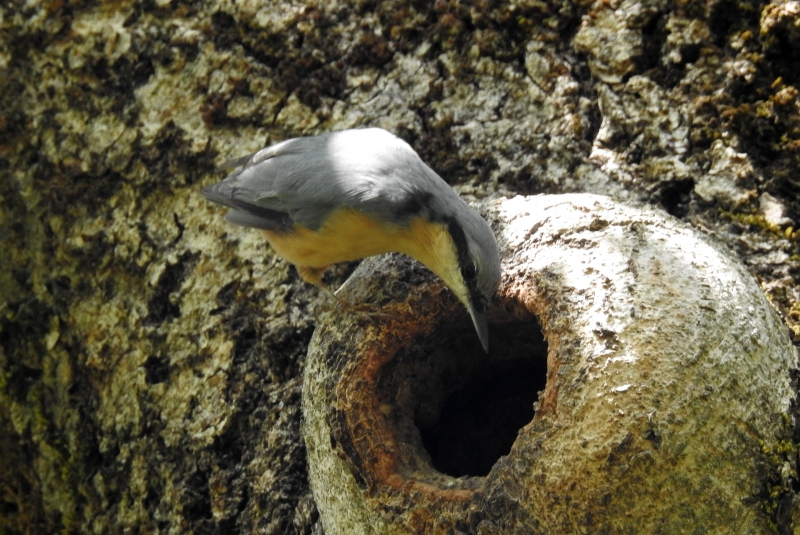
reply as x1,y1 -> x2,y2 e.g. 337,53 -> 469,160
1,0 -> 799,533
304,194 -> 798,534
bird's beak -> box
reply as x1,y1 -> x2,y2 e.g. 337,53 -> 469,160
467,300 -> 490,354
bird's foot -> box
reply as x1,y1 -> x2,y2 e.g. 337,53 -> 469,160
317,286 -> 399,322
298,267 -> 400,321
341,301 -> 400,322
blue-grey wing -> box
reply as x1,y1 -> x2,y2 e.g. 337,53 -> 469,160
201,136 -> 312,231
201,128 -> 450,231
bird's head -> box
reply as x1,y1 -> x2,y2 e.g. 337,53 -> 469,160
445,205 -> 501,353
408,199 -> 501,353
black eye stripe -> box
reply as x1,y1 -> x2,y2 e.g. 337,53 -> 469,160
393,192 -> 485,307
446,218 -> 483,307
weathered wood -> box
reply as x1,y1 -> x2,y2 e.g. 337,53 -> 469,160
304,195 -> 797,534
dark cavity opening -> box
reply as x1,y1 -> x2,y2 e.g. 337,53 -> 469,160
379,313 -> 547,480
419,353 -> 545,477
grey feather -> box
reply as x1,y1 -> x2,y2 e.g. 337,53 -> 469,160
201,128 -> 501,350
202,129 -> 455,231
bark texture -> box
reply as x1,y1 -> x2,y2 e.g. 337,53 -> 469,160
303,194 -> 797,534
1,0 -> 799,534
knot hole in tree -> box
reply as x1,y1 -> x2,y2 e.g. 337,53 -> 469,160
377,306 -> 547,479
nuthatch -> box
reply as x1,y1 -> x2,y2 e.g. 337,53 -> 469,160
201,128 -> 501,352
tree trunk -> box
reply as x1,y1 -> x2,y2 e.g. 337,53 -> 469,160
1,1 -> 799,533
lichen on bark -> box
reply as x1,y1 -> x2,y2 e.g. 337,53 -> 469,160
1,0 -> 799,533
303,195 -> 798,534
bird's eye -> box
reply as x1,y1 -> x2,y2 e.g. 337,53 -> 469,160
462,259 -> 477,282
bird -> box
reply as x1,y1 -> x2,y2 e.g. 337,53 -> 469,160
201,128 -> 501,352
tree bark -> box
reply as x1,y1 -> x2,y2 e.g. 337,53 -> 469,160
1,0 -> 799,533
304,195 -> 797,534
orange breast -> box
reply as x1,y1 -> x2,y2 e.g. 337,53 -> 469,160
261,209 -> 411,268
261,207 -> 469,306
260,208 -> 449,268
